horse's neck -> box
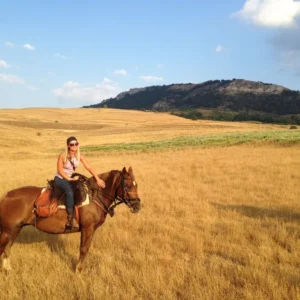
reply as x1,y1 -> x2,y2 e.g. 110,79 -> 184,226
96,170 -> 121,204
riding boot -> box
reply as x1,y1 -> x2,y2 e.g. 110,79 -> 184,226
66,209 -> 73,230
66,208 -> 79,230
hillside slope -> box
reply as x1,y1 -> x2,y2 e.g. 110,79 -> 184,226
84,79 -> 300,115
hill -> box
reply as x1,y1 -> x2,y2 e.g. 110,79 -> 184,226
83,79 -> 300,116
0,108 -> 292,158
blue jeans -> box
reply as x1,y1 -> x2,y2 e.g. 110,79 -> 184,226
54,176 -> 74,210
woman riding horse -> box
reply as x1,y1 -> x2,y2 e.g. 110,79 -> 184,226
54,136 -> 106,229
0,166 -> 141,272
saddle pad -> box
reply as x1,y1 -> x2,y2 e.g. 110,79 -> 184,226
35,188 -> 58,218
58,193 -> 90,210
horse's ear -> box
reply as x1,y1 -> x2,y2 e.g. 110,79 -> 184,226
122,167 -> 127,174
128,166 -> 133,174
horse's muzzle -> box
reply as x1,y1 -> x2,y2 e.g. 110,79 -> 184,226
130,198 -> 141,213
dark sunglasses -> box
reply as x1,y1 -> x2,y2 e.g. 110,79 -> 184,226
69,142 -> 79,146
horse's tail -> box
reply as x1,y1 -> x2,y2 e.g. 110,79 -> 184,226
0,192 -> 7,232
0,193 -> 6,203
0,192 -> 7,207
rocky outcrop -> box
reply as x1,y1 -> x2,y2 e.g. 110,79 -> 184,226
84,79 -> 300,115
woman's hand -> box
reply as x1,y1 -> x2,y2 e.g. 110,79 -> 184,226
80,155 -> 106,188
96,178 -> 106,188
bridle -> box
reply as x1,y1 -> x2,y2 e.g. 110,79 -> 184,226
92,171 -> 140,217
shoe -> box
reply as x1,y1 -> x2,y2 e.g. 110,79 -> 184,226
66,209 -> 79,230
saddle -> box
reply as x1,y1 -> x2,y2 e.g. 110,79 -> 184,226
34,174 -> 90,218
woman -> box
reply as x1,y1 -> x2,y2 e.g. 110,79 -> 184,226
54,136 -> 106,229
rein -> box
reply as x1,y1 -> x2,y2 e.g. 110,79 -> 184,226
92,192 -> 122,217
90,171 -> 140,217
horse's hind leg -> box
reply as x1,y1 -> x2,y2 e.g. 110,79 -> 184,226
0,227 -> 21,272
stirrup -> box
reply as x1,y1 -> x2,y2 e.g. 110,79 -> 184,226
72,218 -> 79,229
66,216 -> 79,229
66,219 -> 73,230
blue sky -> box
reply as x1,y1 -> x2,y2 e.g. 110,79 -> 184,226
1,0 -> 300,108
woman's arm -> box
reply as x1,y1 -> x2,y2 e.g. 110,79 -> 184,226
80,155 -> 106,188
57,153 -> 73,181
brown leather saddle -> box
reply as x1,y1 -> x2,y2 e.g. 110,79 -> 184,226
34,174 -> 90,218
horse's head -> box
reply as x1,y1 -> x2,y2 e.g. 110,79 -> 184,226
117,166 -> 141,213
87,167 -> 141,216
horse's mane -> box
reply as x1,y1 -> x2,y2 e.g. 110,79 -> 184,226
71,170 -> 120,182
69,170 -> 122,206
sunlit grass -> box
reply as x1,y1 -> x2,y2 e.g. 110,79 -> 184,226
0,108 -> 299,300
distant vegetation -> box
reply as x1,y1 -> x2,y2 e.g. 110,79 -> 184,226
171,110 -> 203,120
172,109 -> 300,125
80,131 -> 300,153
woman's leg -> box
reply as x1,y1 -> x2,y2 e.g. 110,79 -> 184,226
54,177 -> 76,229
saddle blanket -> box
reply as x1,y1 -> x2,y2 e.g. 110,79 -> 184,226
40,188 -> 90,209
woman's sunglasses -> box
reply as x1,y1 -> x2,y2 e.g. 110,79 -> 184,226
69,142 -> 79,146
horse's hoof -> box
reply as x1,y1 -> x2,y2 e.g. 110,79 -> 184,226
2,258 -> 12,273
75,264 -> 82,273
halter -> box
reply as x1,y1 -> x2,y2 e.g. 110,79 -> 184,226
92,171 -> 140,217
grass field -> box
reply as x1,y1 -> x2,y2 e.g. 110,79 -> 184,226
0,108 -> 299,299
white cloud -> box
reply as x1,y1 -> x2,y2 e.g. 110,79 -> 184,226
0,60 -> 9,68
0,74 -> 25,85
27,85 -> 39,91
5,41 -> 16,48
23,44 -> 35,51
0,73 -> 38,91
52,78 -> 121,104
279,49 -> 300,75
233,0 -> 300,28
54,53 -> 66,59
64,81 -> 79,88
114,69 -> 127,75
268,25 -> 300,75
215,45 -> 224,53
140,75 -> 164,82
103,77 -> 112,83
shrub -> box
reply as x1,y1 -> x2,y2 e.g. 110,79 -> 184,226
172,110 -> 203,120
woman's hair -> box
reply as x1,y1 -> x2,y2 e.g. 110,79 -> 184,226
63,136 -> 80,162
66,136 -> 77,145
63,146 -> 80,163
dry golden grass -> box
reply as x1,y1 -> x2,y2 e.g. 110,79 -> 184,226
0,108 -> 286,154
0,108 -> 299,299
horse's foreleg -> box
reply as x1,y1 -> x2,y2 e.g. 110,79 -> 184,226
0,227 -> 21,272
75,226 -> 95,273
0,230 -> 10,257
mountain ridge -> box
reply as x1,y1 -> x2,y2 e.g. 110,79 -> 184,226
83,79 -> 300,115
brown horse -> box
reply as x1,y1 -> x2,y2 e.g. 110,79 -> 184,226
0,167 -> 141,272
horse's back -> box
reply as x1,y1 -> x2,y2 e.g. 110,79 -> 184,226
5,186 -> 42,198
0,186 -> 42,228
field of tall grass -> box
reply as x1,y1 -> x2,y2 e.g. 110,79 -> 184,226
0,108 -> 299,299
